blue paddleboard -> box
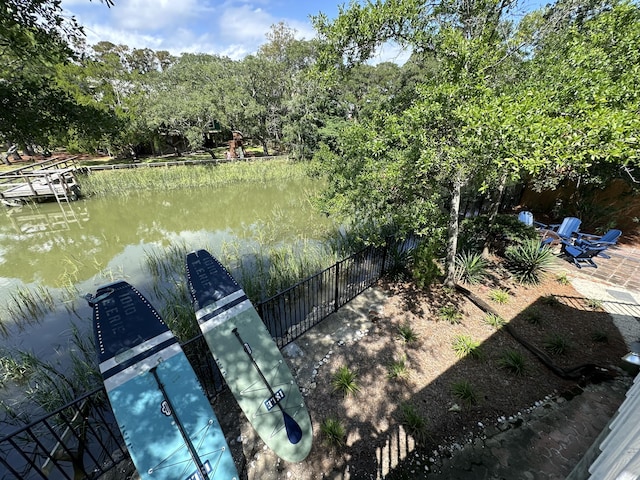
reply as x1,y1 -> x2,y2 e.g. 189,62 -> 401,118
88,281 -> 238,480
186,249 -> 313,463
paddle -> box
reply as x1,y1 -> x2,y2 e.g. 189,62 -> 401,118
232,328 -> 303,445
149,367 -> 211,480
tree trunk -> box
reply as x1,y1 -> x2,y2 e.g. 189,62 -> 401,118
482,172 -> 508,257
445,176 -> 463,286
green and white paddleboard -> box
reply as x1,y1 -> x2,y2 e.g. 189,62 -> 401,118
186,249 -> 313,463
88,281 -> 238,480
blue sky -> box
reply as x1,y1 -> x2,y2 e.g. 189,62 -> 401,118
61,0 -> 546,62
61,0 -> 345,60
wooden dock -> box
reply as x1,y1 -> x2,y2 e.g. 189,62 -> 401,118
0,157 -> 82,206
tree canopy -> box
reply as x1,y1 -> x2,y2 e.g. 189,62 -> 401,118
311,0 -> 640,283
1,0 -> 638,273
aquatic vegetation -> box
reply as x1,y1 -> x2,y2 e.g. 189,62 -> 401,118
3,284 -> 55,331
81,159 -> 311,197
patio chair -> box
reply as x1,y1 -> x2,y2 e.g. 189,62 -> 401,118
538,217 -> 582,245
561,242 -> 609,268
573,229 -> 622,259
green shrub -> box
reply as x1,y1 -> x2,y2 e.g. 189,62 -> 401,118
331,366 -> 360,396
500,349 -> 526,375
411,241 -> 442,289
438,305 -> 463,324
454,251 -> 487,285
399,404 -> 428,443
452,380 -> 479,406
489,289 -> 510,304
320,418 -> 346,448
505,239 -> 554,285
458,214 -> 539,256
452,335 -> 482,358
556,272 -> 570,285
483,313 -> 506,329
544,334 -> 570,355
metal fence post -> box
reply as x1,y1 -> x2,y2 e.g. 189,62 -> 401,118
381,242 -> 388,277
334,261 -> 340,312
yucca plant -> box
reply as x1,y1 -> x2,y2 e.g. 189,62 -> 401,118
320,417 -> 346,448
454,251 -> 487,285
505,239 -> 554,285
451,335 -> 482,359
331,366 -> 360,396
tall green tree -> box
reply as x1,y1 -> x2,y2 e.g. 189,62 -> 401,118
0,0 -> 115,154
143,53 -> 233,153
313,0 -> 524,283
515,0 -> 640,192
229,23 -> 316,155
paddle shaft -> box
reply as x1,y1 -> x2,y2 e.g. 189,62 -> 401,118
232,328 -> 282,407
150,367 -> 210,480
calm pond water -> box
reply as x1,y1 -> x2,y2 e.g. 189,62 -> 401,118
0,177 -> 331,362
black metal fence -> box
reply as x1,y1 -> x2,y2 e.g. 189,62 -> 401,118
0,238 -> 417,479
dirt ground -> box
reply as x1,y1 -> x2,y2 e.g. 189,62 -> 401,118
227,263 -> 629,479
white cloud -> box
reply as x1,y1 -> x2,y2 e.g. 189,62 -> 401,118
113,0 -> 206,31
62,0 -> 323,60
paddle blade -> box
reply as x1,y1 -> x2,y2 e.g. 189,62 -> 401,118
283,411 -> 303,444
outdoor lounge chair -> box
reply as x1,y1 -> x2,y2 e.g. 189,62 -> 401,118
561,242 -> 610,268
538,217 -> 582,245
573,229 -> 622,259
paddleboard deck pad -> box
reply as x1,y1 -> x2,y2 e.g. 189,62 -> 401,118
186,249 -> 312,462
89,281 -> 238,480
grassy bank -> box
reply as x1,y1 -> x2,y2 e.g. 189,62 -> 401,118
80,158 -> 311,196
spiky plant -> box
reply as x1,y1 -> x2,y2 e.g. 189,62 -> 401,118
451,335 -> 482,359
505,239 -> 554,285
500,349 -> 527,375
454,251 -> 487,285
331,366 -> 360,396
387,356 -> 410,380
397,323 -> 419,343
438,305 -> 463,324
489,289 -> 510,304
452,380 -> 479,406
483,313 -> 505,329
544,334 -> 570,355
320,417 -> 346,448
399,403 -> 428,443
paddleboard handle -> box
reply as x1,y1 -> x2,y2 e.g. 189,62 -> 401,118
149,366 -> 211,480
232,328 -> 303,445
